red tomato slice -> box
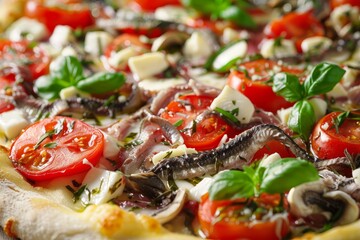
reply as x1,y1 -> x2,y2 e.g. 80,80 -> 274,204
252,140 -> 295,162
0,99 -> 15,114
25,0 -> 94,32
264,12 -> 324,52
198,193 -> 289,240
127,0 -> 181,12
10,117 -> 104,181
0,40 -> 50,82
160,94 -> 240,151
311,112 -> 360,159
227,59 -> 303,113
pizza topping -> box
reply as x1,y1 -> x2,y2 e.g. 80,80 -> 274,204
5,17 -> 48,42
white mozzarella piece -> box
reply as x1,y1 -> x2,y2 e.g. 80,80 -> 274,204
308,98 -> 327,121
353,168 -> 360,185
183,31 -> 213,60
61,46 -> 78,57
59,86 -> 90,100
49,25 -> 74,49
152,144 -> 197,165
342,66 -> 359,88
301,36 -> 332,54
6,17 -> 48,41
222,28 -> 240,44
84,31 -> 114,56
212,41 -> 247,71
260,39 -> 297,58
108,46 -> 138,69
277,107 -> 293,125
154,6 -> 189,23
330,4 -> 360,37
210,85 -> 255,124
38,43 -> 61,58
80,168 -> 125,205
138,77 -> 186,92
327,83 -> 348,98
128,52 -> 169,80
188,177 -> 215,201
195,73 -> 227,89
103,133 -> 121,159
0,109 -> 29,139
259,153 -> 281,167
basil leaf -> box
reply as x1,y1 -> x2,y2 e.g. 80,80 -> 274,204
260,158 -> 319,194
272,72 -> 304,102
34,75 -> 70,100
181,0 -> 221,15
209,170 -> 254,200
76,72 -> 126,94
51,56 -> 84,85
303,62 -> 345,97
288,100 -> 316,140
214,107 -> 240,124
219,6 -> 256,28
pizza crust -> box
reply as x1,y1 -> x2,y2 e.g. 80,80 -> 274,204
0,147 -> 198,240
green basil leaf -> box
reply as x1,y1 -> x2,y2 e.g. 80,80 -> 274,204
260,158 -> 319,194
303,62 -> 345,97
76,72 -> 126,94
51,56 -> 84,85
214,107 -> 240,124
219,5 -> 256,28
288,100 -> 316,140
181,0 -> 221,15
209,170 -> 255,200
34,75 -> 70,100
272,72 -> 304,102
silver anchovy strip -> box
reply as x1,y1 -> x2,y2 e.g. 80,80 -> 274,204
149,124 -> 314,180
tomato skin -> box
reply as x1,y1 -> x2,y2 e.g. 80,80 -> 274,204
227,59 -> 303,113
10,117 -> 104,181
330,0 -> 360,8
128,0 -> 180,12
311,112 -> 360,159
0,40 -> 50,82
264,12 -> 324,52
252,140 -> 295,162
25,0 -> 94,32
198,193 -> 289,240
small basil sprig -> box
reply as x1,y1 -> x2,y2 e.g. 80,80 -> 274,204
209,158 -> 319,200
35,56 -> 125,100
181,0 -> 256,28
272,62 -> 345,141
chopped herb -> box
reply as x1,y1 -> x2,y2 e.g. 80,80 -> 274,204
92,179 -> 104,195
66,184 -> 87,203
163,151 -> 173,159
124,139 -> 143,149
215,107 -> 240,124
109,176 -> 123,194
43,142 -> 57,148
34,119 -> 64,149
173,119 -> 184,127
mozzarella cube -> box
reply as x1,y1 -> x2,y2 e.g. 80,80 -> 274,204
154,6 -> 189,23
0,109 -> 29,139
138,77 -> 186,92
61,46 -> 78,57
80,168 -> 125,205
210,85 -> 255,124
327,83 -> 348,98
353,168 -> 360,185
188,177 -> 215,201
152,144 -> 197,165
49,25 -> 74,49
128,52 -> 169,80
38,43 -> 61,58
183,31 -> 213,60
259,153 -> 281,167
103,133 -> 121,159
6,17 -> 48,41
108,46 -> 138,69
260,38 -> 297,58
308,98 -> 327,121
59,86 -> 90,100
301,36 -> 332,54
222,28 -> 240,44
212,41 -> 247,70
277,107 -> 293,125
84,31 -> 114,56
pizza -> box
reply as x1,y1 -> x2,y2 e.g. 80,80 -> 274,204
0,0 -> 360,239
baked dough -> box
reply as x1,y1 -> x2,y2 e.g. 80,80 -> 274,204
0,146 -> 198,240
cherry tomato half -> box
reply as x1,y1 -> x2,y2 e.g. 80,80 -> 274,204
311,111 -> 360,159
264,11 -> 324,52
198,193 -> 289,240
127,0 -> 181,12
160,94 -> 240,151
25,0 -> 94,32
10,116 -> 104,181
0,39 -> 50,82
227,59 -> 303,113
